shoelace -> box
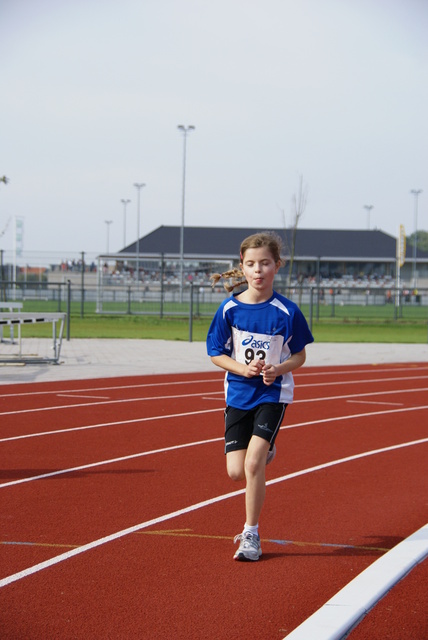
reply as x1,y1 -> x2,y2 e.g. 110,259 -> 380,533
233,532 -> 259,548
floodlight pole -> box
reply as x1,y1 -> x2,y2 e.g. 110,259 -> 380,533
177,125 -> 195,302
105,220 -> 113,254
133,183 -> 145,286
410,189 -> 422,289
363,205 -> 373,230
120,198 -> 131,248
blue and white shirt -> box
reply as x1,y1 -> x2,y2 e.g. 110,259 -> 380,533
207,290 -> 314,410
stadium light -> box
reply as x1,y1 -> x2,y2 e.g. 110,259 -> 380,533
363,205 -> 373,230
177,125 -> 195,302
410,189 -> 422,289
105,220 -> 113,254
120,198 -> 131,248
133,183 -> 145,285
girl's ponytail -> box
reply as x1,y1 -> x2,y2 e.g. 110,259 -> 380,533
210,268 -> 246,293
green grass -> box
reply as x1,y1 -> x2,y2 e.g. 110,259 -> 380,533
3,295 -> 427,342
15,312 -> 428,343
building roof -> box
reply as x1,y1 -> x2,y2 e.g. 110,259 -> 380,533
120,226 -> 427,263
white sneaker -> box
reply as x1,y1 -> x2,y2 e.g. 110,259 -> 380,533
266,444 -> 276,465
233,532 -> 262,561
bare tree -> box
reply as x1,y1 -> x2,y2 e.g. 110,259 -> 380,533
0,176 -> 10,241
0,217 -> 11,238
287,174 -> 308,287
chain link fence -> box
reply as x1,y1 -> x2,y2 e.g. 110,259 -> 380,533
1,251 -> 427,342
1,277 -> 426,331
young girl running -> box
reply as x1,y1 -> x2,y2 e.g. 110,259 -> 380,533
206,232 -> 313,561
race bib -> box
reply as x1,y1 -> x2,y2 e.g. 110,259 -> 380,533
231,328 -> 284,367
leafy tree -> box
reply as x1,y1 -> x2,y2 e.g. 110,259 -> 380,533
407,230 -> 428,254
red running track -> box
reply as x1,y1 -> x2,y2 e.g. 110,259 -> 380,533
0,363 -> 427,639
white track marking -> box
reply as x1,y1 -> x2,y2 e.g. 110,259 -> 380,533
1,437 -> 427,589
0,408 -> 223,443
282,404 -> 428,430
0,390 -> 222,417
2,406 -> 428,488
347,400 -> 403,406
297,386 -> 428,404
0,368 -> 426,400
297,374 -> 428,389
266,438 -> 428,489
297,365 -> 428,378
0,436 -> 224,489
0,377 -> 221,399
1,397 -> 427,445
1,384 -> 428,420
56,394 -> 112,400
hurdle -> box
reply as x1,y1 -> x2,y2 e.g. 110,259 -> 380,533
0,312 -> 66,364
0,302 -> 23,343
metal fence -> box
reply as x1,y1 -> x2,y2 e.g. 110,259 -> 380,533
1,278 -> 427,326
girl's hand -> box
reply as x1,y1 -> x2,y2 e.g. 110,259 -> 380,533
262,362 -> 277,385
244,358 -> 264,378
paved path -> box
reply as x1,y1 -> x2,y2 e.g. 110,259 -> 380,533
1,338 -> 427,385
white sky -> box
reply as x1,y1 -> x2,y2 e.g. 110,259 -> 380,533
1,0 -> 427,254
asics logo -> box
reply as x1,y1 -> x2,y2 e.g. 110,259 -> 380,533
242,335 -> 270,350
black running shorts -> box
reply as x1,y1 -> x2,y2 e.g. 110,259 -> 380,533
224,403 -> 287,454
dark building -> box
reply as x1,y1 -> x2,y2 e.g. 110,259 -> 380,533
119,226 -> 428,283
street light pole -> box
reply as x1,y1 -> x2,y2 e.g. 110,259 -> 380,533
363,205 -> 373,230
177,125 -> 195,302
410,189 -> 422,289
120,198 -> 131,248
105,220 -> 113,254
133,183 -> 145,285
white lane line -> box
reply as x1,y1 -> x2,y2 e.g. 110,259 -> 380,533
283,522 -> 428,640
0,435 -> 223,489
346,400 -> 403,406
2,373 -> 427,418
0,364 -> 428,398
297,386 -> 428,404
56,394 -> 112,400
0,390 -> 221,417
1,365 -> 426,400
297,365 -> 428,378
0,408 -> 223,444
1,437 -> 427,589
0,488 -> 245,589
282,404 -> 428,431
1,400 -> 428,449
0,377 -> 221,399
2,384 -> 428,421
298,374 -> 428,389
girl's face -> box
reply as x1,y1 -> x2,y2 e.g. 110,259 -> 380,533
241,246 -> 280,295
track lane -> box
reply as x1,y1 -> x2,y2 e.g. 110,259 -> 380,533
1,362 -> 427,412
1,372 -> 427,441
1,364 -> 427,639
1,439 -> 426,639
2,412 -> 426,574
1,387 -> 427,485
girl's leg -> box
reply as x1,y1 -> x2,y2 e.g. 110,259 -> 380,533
226,449 -> 246,481
243,435 -> 270,526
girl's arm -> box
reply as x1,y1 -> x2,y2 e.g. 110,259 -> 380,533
262,348 -> 307,386
210,354 -> 263,378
